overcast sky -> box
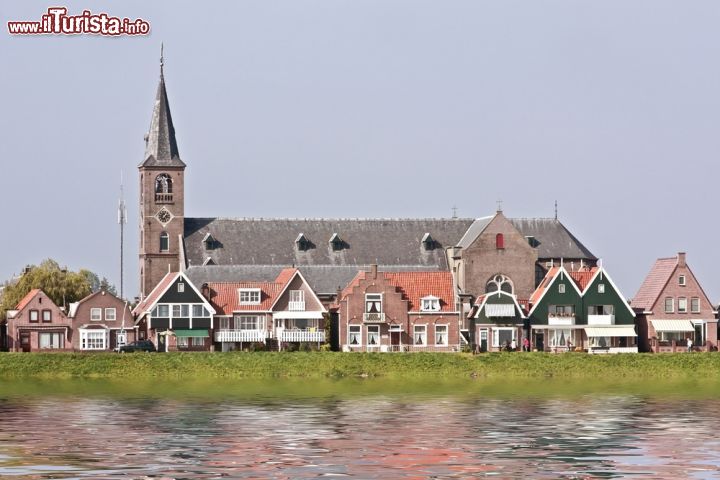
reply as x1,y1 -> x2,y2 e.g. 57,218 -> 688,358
2,1 -> 719,301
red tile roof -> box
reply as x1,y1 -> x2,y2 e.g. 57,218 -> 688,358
133,272 -> 180,316
568,267 -> 598,292
632,257 -> 678,311
208,282 -> 284,315
15,289 -> 41,311
529,267 -> 559,306
274,268 -> 298,286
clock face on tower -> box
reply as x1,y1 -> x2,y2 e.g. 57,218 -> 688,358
156,207 -> 173,226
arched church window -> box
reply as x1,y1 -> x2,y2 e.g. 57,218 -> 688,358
159,232 -> 169,252
486,274 -> 514,294
155,174 -> 173,194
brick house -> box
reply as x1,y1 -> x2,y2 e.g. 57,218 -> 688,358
632,252 -> 718,352
337,266 -> 460,352
206,268 -> 327,351
133,271 -> 216,352
68,289 -> 137,351
5,289 -> 72,352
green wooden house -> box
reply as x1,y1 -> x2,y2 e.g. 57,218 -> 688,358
472,290 -> 526,352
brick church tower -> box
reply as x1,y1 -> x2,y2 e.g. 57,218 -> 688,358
138,51 -> 185,298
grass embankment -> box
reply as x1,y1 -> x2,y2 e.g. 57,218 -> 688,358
1,351 -> 720,380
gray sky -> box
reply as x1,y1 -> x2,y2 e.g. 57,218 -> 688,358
2,1 -> 719,302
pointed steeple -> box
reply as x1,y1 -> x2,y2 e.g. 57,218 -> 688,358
140,45 -> 185,167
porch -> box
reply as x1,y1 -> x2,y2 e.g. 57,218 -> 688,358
215,329 -> 268,343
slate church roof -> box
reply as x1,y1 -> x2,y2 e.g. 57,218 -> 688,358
183,218 -> 474,270
140,62 -> 184,168
510,218 -> 596,261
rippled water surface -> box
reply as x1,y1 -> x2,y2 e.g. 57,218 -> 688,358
1,380 -> 720,478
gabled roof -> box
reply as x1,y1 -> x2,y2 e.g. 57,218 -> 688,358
140,66 -> 184,168
340,270 -> 456,312
527,266 -> 583,316
510,218 -> 596,260
631,258 -> 677,311
568,268 -> 599,292
15,289 -> 42,311
582,266 -> 636,317
473,290 -> 526,319
67,289 -> 129,318
208,282 -> 283,315
133,272 -> 180,316
455,216 -> 495,249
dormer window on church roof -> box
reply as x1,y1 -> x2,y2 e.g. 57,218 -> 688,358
329,233 -> 344,251
296,233 -> 311,251
421,233 -> 435,251
203,233 -> 216,250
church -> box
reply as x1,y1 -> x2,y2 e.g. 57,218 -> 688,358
137,60 -> 597,319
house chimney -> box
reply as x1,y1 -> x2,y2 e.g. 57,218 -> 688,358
370,264 -> 378,279
201,283 -> 210,300
678,252 -> 686,268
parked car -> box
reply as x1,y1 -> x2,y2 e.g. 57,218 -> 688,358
116,340 -> 156,353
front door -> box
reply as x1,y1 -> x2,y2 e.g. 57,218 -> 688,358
157,334 -> 167,353
535,333 -> 544,352
20,333 -> 31,352
694,323 -> 704,348
479,329 -> 488,352
390,331 -> 400,351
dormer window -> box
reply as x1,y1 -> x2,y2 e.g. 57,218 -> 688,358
679,275 -> 686,286
329,233 -> 344,251
496,233 -> 505,249
295,233 -> 311,251
203,233 -> 216,250
239,288 -> 261,305
420,296 -> 441,312
421,233 -> 435,251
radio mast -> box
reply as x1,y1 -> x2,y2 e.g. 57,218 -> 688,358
118,171 -> 127,299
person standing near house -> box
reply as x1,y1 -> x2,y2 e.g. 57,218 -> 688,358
687,337 -> 693,352
511,339 -> 517,351
522,337 -> 530,352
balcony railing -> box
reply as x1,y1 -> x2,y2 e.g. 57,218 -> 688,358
155,193 -> 174,203
548,315 -> 576,326
288,301 -> 305,311
363,312 -> 386,323
587,314 -> 615,325
215,330 -> 267,343
280,329 -> 325,342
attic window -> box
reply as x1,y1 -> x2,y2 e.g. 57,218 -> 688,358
239,288 -> 261,305
496,233 -> 505,249
295,233 -> 311,251
679,275 -> 686,286
421,233 -> 435,251
526,236 -> 538,248
558,283 -> 566,294
420,296 -> 441,312
177,283 -> 185,293
203,233 -> 216,250
202,257 -> 216,266
329,233 -> 344,251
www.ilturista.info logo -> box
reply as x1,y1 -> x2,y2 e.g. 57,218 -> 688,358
8,7 -> 150,36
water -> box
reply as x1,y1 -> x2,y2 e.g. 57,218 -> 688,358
1,380 -> 720,478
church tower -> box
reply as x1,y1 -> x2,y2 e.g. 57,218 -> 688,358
138,48 -> 186,298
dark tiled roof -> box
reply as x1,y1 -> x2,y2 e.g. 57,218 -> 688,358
185,264 -> 444,295
510,218 -> 596,261
140,69 -> 185,168
183,218 -> 474,271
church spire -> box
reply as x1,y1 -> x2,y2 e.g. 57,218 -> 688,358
140,45 -> 184,167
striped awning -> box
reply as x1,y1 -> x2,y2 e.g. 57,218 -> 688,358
485,304 -> 515,317
650,319 -> 695,333
584,326 -> 637,337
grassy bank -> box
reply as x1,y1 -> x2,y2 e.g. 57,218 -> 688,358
1,351 -> 720,380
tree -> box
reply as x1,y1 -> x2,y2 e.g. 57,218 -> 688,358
79,270 -> 118,296
1,259 -> 94,316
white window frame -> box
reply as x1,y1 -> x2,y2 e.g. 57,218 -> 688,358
367,325 -> 380,346
235,315 -> 261,330
177,336 -> 189,348
550,329 -> 572,348
80,330 -> 106,350
39,332 -> 63,349
691,297 -> 700,313
289,290 -> 304,303
219,317 -> 231,330
491,327 -> 516,348
679,275 -> 686,286
348,325 -> 362,347
365,293 -> 383,313
104,308 -> 116,321
558,283 -> 566,294
191,336 -> 205,347
239,288 -> 261,305
598,283 -> 605,294
678,297 -> 688,314
664,297 -> 674,313
413,325 -> 427,346
90,308 -> 102,321
435,324 -> 448,346
420,296 -> 441,312
177,282 -> 185,293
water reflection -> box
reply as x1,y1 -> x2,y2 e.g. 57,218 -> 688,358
1,388 -> 720,478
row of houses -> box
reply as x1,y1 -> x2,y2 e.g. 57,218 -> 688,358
4,251 -> 716,354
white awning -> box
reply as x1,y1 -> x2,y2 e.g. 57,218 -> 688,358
485,304 -> 515,317
272,311 -> 324,320
650,319 -> 695,333
584,326 -> 637,337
